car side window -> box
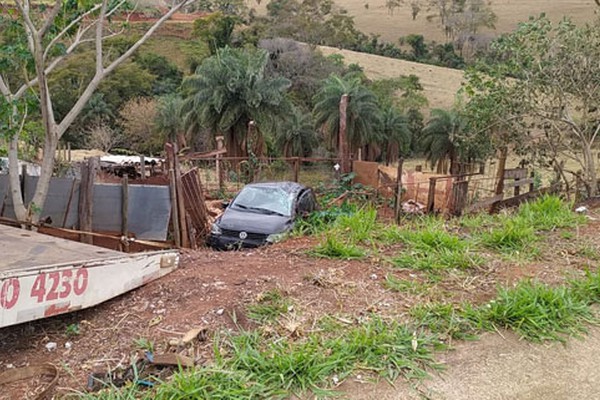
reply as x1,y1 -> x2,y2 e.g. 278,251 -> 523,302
297,190 -> 316,215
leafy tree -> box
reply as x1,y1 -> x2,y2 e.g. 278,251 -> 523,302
155,94 -> 187,149
275,107 -> 317,157
313,74 -> 382,158
464,16 -> 600,196
135,52 -> 183,95
259,38 -> 344,109
0,0 -> 193,223
192,12 -> 240,55
421,108 -> 464,174
119,97 -> 159,155
379,105 -> 411,164
180,47 -> 291,158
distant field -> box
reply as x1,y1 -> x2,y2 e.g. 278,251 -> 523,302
247,0 -> 597,42
319,45 -> 464,111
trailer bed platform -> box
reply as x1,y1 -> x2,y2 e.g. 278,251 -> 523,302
0,224 -> 178,328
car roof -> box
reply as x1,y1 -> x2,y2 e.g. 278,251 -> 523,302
242,181 -> 308,195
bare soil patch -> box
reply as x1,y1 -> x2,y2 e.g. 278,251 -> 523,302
1,211 -> 599,398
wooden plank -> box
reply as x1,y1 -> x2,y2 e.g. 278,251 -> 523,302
180,148 -> 227,161
121,176 -> 129,252
504,168 -> 528,180
504,178 -> 534,189
465,193 -> 504,213
165,144 -> 181,248
172,143 -> 189,248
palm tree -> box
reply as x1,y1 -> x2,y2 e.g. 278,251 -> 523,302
155,94 -> 186,148
313,74 -> 382,158
421,108 -> 464,175
379,105 -> 412,165
276,108 -> 317,158
180,47 -> 291,158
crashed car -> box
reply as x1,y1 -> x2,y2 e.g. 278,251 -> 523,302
207,181 -> 317,249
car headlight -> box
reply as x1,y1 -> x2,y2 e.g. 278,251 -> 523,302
266,232 -> 286,244
211,223 -> 222,235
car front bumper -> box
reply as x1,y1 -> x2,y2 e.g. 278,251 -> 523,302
207,234 -> 268,250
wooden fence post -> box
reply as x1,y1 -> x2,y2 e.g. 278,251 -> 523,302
140,155 -> 145,181
339,94 -> 350,174
165,143 -> 181,248
395,158 -> 404,223
450,178 -> 469,216
293,157 -> 300,182
78,157 -> 98,244
529,171 -> 535,192
427,177 -> 437,214
121,176 -> 129,252
173,143 -> 189,248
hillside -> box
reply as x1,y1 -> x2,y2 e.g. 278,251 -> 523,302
248,0 -> 597,42
319,45 -> 464,110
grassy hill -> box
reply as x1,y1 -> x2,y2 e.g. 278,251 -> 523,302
319,45 -> 464,111
248,0 -> 597,42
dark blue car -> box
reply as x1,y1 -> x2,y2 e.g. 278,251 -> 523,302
207,181 -> 317,249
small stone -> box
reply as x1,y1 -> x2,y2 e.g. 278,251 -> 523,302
65,342 -> 72,350
5,364 -> 14,369
45,342 -> 57,351
216,309 -> 224,316
576,206 -> 589,213
332,374 -> 339,385
370,274 -> 378,280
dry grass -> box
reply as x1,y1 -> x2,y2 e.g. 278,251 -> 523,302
319,45 -> 464,110
247,0 -> 597,42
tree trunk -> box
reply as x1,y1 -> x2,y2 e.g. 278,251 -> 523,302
29,133 -> 58,223
495,146 -> 508,195
582,143 -> 598,197
8,135 -> 27,222
339,94 -> 350,174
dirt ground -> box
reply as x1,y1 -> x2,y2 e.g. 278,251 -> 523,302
1,213 -> 600,399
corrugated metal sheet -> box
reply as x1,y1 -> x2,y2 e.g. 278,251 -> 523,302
92,183 -> 171,240
25,177 -> 79,228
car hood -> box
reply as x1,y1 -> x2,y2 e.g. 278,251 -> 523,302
217,208 -> 294,235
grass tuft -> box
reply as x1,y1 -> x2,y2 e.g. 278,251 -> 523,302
480,281 -> 594,342
310,235 -> 366,259
517,195 -> 583,231
246,289 -> 292,323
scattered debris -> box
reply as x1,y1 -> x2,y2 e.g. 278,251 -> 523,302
0,364 -> 59,400
168,327 -> 207,347
65,342 -> 72,350
402,200 -> 426,215
44,342 -> 57,352
87,351 -> 195,392
576,206 -> 589,213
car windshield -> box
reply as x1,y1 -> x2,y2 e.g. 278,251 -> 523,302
231,186 -> 294,217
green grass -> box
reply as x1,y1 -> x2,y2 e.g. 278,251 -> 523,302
388,224 -> 483,271
480,219 -> 537,253
410,303 -> 481,341
517,195 -> 584,231
246,289 -> 292,323
221,316 -> 441,394
384,274 -> 431,295
310,235 -> 367,259
480,281 -> 595,342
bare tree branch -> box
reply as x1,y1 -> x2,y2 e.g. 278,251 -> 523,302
57,0 -> 194,136
0,75 -> 11,97
39,0 -> 63,36
43,2 -> 104,60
